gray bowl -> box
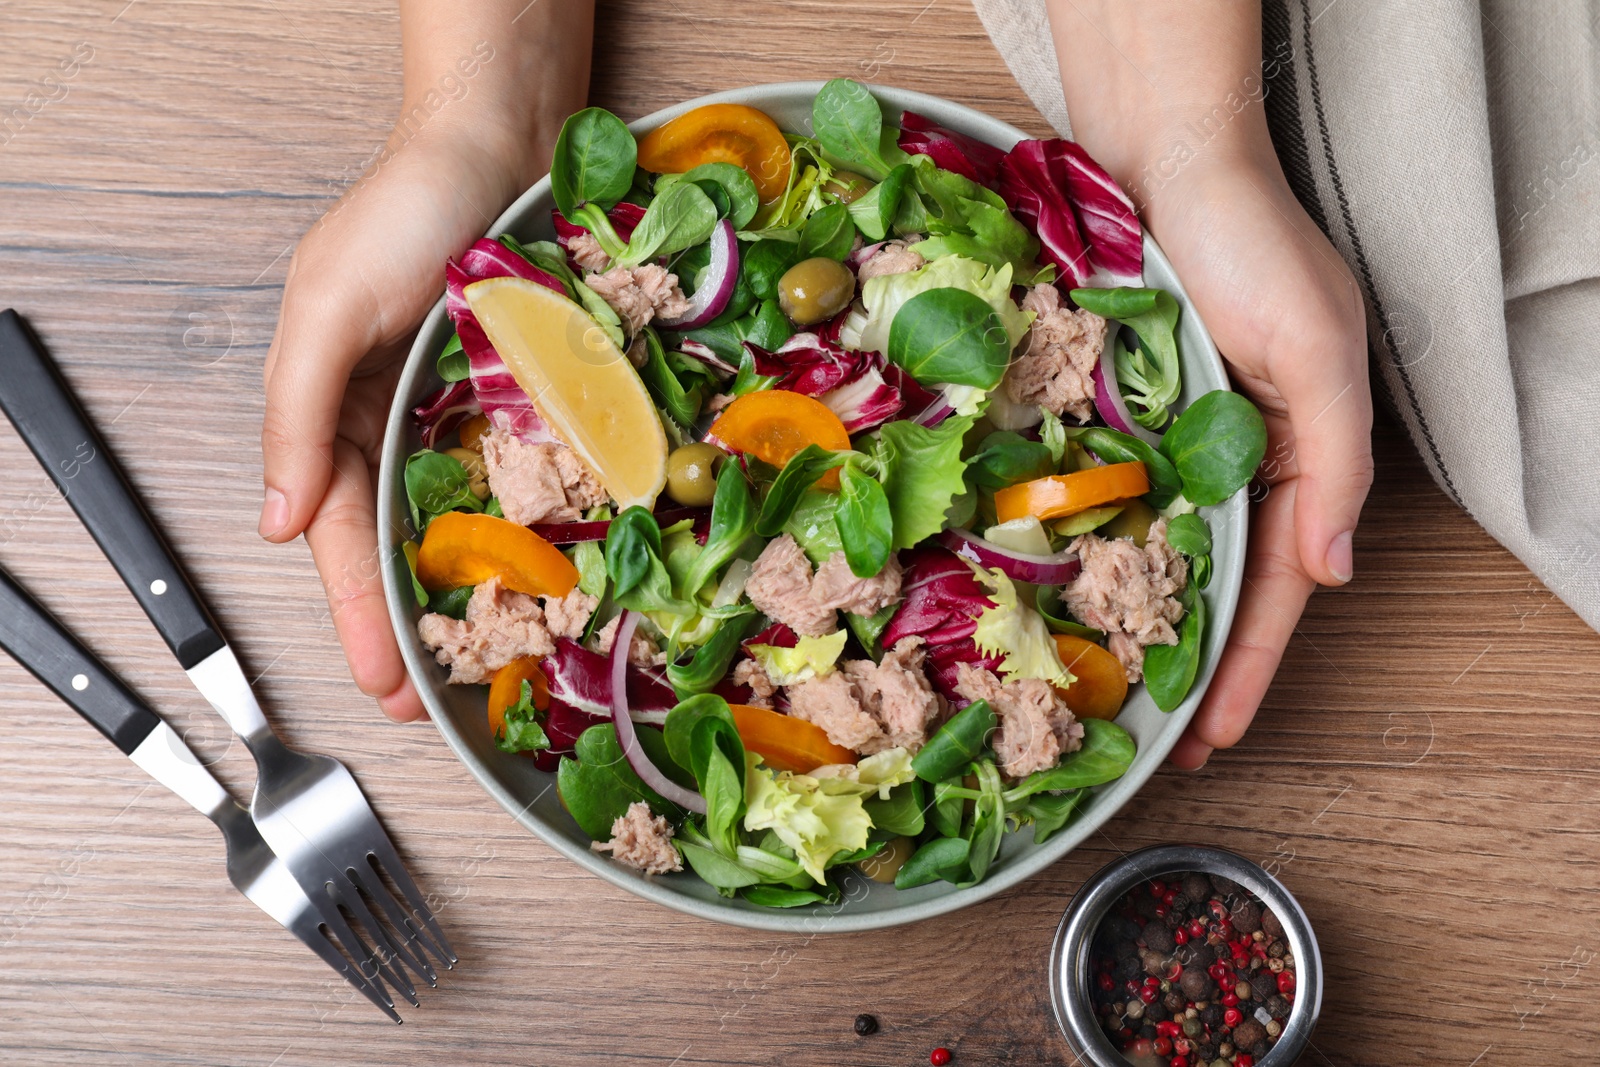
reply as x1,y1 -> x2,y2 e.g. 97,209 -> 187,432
378,82 -> 1247,932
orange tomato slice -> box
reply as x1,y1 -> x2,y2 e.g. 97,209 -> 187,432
708,390 -> 851,490
1050,634 -> 1129,721
994,462 -> 1150,524
416,511 -> 578,598
730,704 -> 857,774
488,657 -> 550,741
637,103 -> 793,203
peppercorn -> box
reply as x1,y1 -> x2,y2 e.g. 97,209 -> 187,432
1163,990 -> 1186,1014
1181,942 -> 1217,970
1230,899 -> 1262,935
1199,1003 -> 1223,1028
930,1048 -> 952,1066
1265,1019 -> 1282,1038
1143,922 -> 1176,953
1250,971 -> 1277,1001
1261,907 -> 1284,938
1145,1002 -> 1169,1023
1141,948 -> 1168,976
1277,970 -> 1296,994
1182,873 -> 1211,902
1110,916 -> 1143,942
1126,998 -> 1146,1021
1169,892 -> 1192,914
1113,937 -> 1140,961
1179,967 -> 1214,1002
1181,1016 -> 1202,1038
1115,956 -> 1143,983
1232,1019 -> 1267,1048
1266,995 -> 1290,1017
1266,940 -> 1286,959
1135,893 -> 1160,919
1266,957 -> 1285,974
853,1014 -> 878,1036
1209,874 -> 1240,897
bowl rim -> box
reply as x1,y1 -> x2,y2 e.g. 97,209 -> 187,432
379,80 -> 1248,932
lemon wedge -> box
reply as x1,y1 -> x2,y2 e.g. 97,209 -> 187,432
464,276 -> 667,510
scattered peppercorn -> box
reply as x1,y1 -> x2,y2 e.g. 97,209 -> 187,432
853,1013 -> 878,1036
930,1047 -> 952,1066
1088,872 -> 1297,1066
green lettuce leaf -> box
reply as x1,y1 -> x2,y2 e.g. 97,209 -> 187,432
839,255 -> 1032,360
865,414 -> 976,550
811,747 -> 916,800
746,630 -> 848,686
970,566 -> 1074,687
742,754 -> 873,884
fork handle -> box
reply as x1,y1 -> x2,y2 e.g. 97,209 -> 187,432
0,310 -> 225,669
0,565 -> 160,754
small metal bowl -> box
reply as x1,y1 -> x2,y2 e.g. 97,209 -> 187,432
1051,845 -> 1322,1065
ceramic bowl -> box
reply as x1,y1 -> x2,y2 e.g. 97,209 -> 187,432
379,81 -> 1247,932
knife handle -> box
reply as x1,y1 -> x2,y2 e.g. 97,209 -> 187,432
0,566 -> 160,755
0,310 -> 225,669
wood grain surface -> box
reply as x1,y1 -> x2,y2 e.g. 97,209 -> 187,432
2,2 -> 1597,1065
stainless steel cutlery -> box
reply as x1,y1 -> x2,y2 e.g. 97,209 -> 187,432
0,308 -> 451,1019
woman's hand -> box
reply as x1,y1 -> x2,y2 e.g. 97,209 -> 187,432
1045,0 -> 1373,766
259,1 -> 593,721
1143,146 -> 1372,768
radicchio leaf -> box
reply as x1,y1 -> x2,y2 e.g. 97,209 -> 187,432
897,110 -> 1007,189
744,334 -> 906,434
881,546 -> 1003,702
445,239 -> 566,443
543,637 -> 678,724
411,379 -> 480,450
998,138 -> 1142,290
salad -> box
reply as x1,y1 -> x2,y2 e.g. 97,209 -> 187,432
402,80 -> 1266,907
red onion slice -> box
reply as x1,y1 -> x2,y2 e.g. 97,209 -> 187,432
1092,334 -> 1161,446
656,219 -> 739,331
937,528 -> 1082,586
527,506 -> 706,545
609,611 -> 706,814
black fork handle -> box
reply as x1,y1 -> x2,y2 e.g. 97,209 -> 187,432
0,310 -> 225,669
0,565 -> 160,754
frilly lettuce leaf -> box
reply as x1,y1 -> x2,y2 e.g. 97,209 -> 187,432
971,566 -> 1074,688
811,747 -> 916,800
747,629 -> 848,686
743,754 -> 872,883
840,255 -> 1033,359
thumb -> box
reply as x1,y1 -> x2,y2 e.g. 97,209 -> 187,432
259,254 -> 380,542
1278,327 -> 1374,587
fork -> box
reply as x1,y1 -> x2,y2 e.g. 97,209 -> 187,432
0,565 -> 405,1022
0,309 -> 456,995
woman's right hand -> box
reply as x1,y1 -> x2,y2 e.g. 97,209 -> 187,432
258,1 -> 593,721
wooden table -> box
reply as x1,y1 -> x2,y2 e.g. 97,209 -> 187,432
2,2 -> 1596,1063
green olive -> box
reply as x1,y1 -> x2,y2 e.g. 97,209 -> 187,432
778,257 -> 856,326
1098,498 -> 1159,547
857,836 -> 915,883
665,442 -> 722,506
823,170 -> 873,204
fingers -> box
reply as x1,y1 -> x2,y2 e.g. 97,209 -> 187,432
1274,284 -> 1374,588
260,250 -> 382,543
304,437 -> 426,723
1171,478 -> 1316,768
